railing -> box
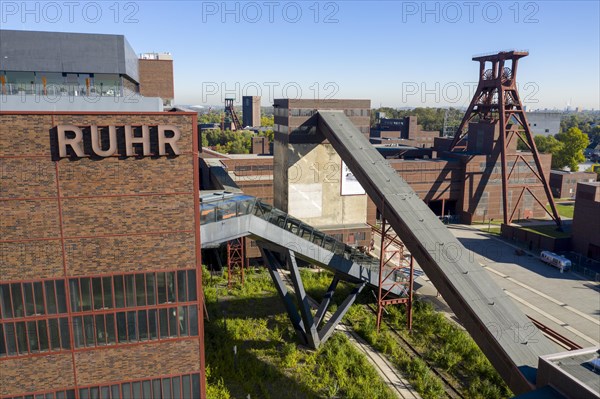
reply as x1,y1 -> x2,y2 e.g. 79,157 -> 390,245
0,83 -> 133,97
200,196 -> 381,270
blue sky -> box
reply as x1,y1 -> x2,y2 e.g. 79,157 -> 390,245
2,1 -> 599,109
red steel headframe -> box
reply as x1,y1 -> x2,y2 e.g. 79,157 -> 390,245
449,51 -> 562,227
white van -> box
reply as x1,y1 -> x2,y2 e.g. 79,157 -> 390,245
540,251 -> 572,273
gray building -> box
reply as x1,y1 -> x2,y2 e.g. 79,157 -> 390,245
0,29 -> 163,111
525,111 -> 562,136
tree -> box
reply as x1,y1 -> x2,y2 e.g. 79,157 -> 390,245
589,125 -> 600,147
554,127 -> 589,171
261,114 -> 274,127
534,135 -> 563,155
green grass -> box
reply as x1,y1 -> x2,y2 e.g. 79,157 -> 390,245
521,224 -> 571,239
343,303 -> 511,399
204,267 -> 512,399
486,227 -> 502,236
300,270 -> 511,399
547,203 -> 575,218
203,267 -> 396,399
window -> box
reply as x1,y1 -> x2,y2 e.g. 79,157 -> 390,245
80,373 -> 201,399
72,305 -> 198,348
69,270 -> 196,312
0,317 -> 70,356
3,389 -> 76,399
1,280 -> 67,318
1,279 -> 71,357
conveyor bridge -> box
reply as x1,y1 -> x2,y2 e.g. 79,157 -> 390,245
201,194 -> 407,349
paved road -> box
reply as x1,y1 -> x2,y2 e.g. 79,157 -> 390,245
434,225 -> 600,349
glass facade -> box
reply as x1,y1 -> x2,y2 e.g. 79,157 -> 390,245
0,71 -> 138,97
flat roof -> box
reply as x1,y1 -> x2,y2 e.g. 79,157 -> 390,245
540,347 -> 600,397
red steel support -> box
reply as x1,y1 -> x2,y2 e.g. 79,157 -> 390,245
376,216 -> 414,332
227,237 -> 245,289
449,51 -> 561,228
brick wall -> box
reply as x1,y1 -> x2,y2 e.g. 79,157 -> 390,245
0,112 -> 204,397
139,59 -> 175,102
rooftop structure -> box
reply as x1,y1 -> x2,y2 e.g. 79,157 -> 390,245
0,30 -> 173,111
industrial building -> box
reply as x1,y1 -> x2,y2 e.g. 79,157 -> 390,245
242,95 -> 261,128
139,52 -> 175,107
525,111 -> 562,136
571,182 -> 600,260
3,35 -> 597,399
0,30 -> 173,111
549,170 -> 598,198
370,115 -> 440,148
0,111 -> 204,398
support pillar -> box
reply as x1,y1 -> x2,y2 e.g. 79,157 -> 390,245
376,216 -> 414,332
258,243 -> 368,349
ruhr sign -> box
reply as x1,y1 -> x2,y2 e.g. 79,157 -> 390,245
56,125 -> 181,158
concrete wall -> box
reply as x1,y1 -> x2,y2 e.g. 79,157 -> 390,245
273,99 -> 370,230
287,143 -> 367,227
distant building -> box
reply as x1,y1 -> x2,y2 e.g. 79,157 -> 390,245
242,96 -> 261,128
549,170 -> 597,198
371,116 -> 440,148
525,111 -> 562,136
0,30 -> 172,111
139,52 -> 174,107
571,182 -> 600,260
251,136 -> 272,155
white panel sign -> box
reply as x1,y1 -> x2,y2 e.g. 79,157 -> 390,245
341,161 -> 366,196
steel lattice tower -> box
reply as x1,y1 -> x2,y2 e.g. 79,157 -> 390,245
449,51 -> 562,227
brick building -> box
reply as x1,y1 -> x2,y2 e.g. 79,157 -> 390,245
370,116 -> 440,148
139,53 -> 175,107
571,182 -> 600,260
549,170 -> 597,198
0,112 -> 205,398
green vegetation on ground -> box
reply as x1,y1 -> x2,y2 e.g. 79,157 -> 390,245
205,267 -> 512,399
203,267 -> 395,399
547,203 -> 575,219
299,270 -> 512,399
520,224 -> 571,239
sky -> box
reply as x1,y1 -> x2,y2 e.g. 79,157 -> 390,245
1,0 -> 599,109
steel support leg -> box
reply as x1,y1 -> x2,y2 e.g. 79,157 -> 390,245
314,275 -> 340,328
286,250 -> 320,348
318,281 -> 366,343
258,246 -> 308,345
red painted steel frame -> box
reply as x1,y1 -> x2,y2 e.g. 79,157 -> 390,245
376,216 -> 414,333
448,52 -> 561,227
